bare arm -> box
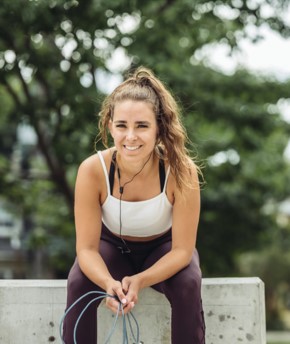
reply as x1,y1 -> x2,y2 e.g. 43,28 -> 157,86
74,157 -> 109,288
74,156 -> 131,312
122,162 -> 201,300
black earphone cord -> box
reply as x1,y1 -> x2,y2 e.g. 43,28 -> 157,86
116,152 -> 153,253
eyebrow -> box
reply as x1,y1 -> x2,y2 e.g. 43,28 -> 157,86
114,120 -> 126,124
114,120 -> 151,125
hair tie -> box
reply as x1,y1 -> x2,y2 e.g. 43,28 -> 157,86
134,69 -> 153,86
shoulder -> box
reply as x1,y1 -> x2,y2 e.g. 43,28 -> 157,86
187,158 -> 200,181
76,148 -> 114,188
169,157 -> 200,186
75,149 -> 115,203
77,153 -> 99,179
183,158 -> 201,193
78,148 -> 113,174
169,158 -> 200,202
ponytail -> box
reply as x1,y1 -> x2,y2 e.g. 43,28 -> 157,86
97,66 -> 201,192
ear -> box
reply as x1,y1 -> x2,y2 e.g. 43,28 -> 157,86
108,119 -> 114,138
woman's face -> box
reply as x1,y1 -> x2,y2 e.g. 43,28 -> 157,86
109,100 -> 158,162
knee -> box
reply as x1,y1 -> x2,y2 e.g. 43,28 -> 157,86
165,266 -> 202,301
67,260 -> 98,297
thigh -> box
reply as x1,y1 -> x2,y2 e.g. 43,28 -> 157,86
158,250 -> 202,295
141,241 -> 202,295
67,239 -> 135,297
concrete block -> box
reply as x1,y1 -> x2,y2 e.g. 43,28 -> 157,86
0,279 -> 66,344
202,278 -> 266,344
0,277 -> 266,343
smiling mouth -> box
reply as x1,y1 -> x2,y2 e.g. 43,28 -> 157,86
124,145 -> 141,151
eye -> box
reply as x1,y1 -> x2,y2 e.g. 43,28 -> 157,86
137,124 -> 149,128
115,124 -> 126,128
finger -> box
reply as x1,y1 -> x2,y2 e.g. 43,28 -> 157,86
122,278 -> 130,293
129,301 -> 135,310
118,301 -> 134,315
124,290 -> 138,304
106,297 -> 117,308
106,298 -> 121,314
113,288 -> 127,305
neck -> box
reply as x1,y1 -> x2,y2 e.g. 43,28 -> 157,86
116,152 -> 155,196
116,152 -> 154,179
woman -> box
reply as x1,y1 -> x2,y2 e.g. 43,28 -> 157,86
63,67 -> 205,343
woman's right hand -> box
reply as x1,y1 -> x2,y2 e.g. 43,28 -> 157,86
105,279 -> 135,315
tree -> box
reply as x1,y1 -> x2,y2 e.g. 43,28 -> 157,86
0,0 -> 290,287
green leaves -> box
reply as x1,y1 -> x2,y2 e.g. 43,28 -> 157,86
1,1 -> 290,298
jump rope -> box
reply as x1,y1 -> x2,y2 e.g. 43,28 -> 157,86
60,152 -> 153,343
59,291 -> 140,344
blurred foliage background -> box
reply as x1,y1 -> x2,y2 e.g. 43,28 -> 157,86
1,0 -> 290,330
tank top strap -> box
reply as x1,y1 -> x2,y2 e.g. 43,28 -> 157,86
159,159 -> 165,191
109,151 -> 117,194
107,151 -> 169,194
97,151 -> 111,195
163,165 -> 171,193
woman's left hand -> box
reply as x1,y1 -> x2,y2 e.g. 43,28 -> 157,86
121,275 -> 142,306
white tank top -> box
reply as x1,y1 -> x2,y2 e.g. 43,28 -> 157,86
98,151 -> 173,237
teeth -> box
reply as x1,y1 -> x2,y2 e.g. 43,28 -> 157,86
125,146 -> 140,151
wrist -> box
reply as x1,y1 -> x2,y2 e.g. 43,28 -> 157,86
102,276 -> 115,291
135,272 -> 147,290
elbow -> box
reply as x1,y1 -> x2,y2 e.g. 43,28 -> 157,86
76,246 -> 97,264
77,242 -> 98,255
184,255 -> 193,268
176,248 -> 194,269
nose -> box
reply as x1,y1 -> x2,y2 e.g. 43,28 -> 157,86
126,129 -> 137,141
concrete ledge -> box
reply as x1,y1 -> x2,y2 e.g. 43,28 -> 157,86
0,277 -> 266,343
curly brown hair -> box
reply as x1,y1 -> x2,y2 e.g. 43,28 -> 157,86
97,66 -> 200,192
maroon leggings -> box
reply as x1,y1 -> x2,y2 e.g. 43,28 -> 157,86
63,224 -> 205,343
